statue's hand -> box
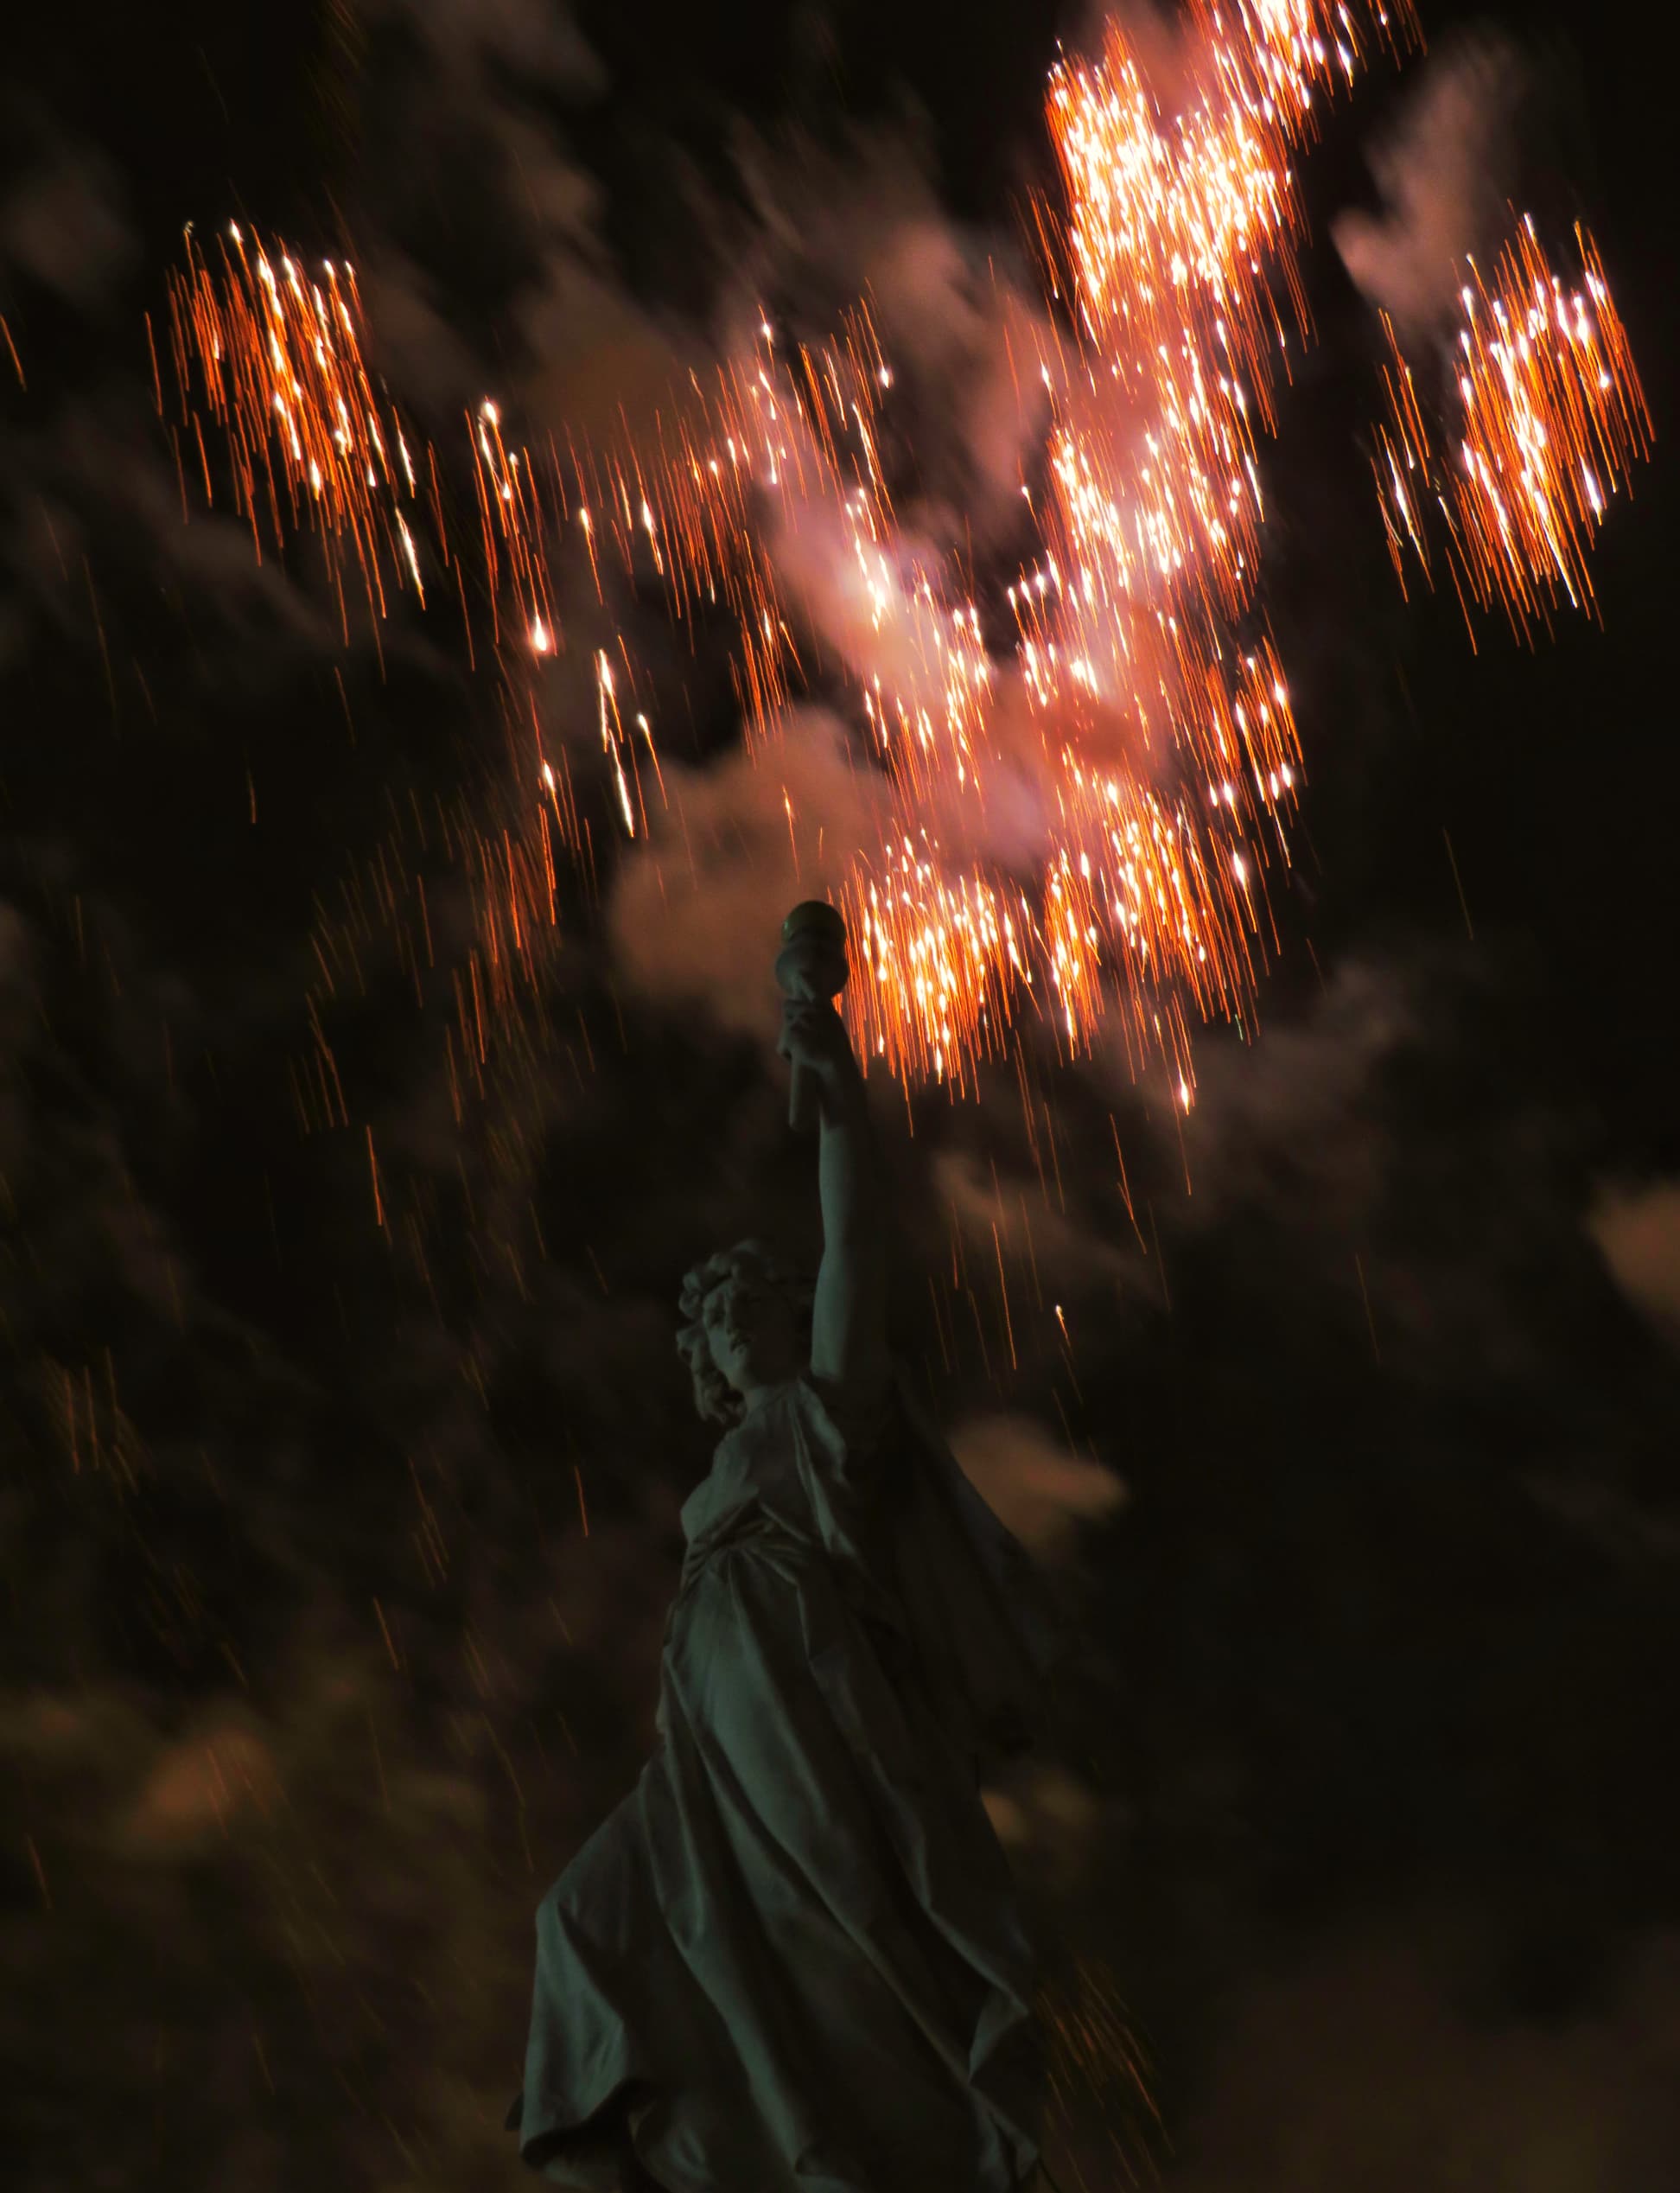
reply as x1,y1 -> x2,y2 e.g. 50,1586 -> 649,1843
778,996 -> 854,1084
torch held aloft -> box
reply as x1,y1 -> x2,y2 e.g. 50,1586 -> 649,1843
775,901 -> 850,1133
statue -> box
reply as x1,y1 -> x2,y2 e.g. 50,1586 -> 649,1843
506,904 -> 1072,2191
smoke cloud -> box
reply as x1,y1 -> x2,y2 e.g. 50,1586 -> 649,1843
1588,1179 -> 1680,1348
1174,1923 -> 1680,2192
0,122 -> 135,311
949,1407 -> 1125,1562
608,704 -> 893,1038
1333,31 -> 1527,338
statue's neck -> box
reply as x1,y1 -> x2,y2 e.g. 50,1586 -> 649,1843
737,1374 -> 799,1419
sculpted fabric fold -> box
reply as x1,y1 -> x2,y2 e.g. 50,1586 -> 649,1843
509,1371 -> 1065,2191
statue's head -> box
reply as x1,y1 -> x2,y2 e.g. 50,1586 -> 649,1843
677,1239 -> 812,1425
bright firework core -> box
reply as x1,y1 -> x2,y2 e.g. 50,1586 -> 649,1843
160,2 -> 1648,1105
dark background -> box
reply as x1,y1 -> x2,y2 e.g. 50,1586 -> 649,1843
3,3 -> 1677,2185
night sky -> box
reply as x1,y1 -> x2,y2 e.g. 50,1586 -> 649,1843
4,3 -> 1679,2187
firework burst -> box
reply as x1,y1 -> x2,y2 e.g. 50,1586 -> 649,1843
1371,215 -> 1652,644
162,224 -> 431,647
160,1 -> 1647,1109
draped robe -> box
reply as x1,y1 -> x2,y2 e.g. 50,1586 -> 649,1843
507,1367 -> 1072,2191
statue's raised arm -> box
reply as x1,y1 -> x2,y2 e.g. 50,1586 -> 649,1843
775,902 -> 891,1412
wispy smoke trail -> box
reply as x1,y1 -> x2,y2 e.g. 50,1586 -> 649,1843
1333,31 -> 1526,339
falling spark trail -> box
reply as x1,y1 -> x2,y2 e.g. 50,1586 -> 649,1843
1441,826 -> 1474,940
1371,218 -> 1651,643
166,225 -> 431,629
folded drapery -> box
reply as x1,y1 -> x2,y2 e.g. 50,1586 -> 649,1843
507,1371 -> 1071,2190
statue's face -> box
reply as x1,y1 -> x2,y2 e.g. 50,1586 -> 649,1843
702,1271 -> 801,1402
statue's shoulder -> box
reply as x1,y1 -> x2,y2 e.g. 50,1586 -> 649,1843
712,1383 -> 800,1464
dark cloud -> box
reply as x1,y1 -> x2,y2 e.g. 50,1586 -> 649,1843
349,0 -> 680,446
1164,956 -> 1416,1229
373,0 -> 608,89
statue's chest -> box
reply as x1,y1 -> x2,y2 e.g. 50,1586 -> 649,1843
682,1401 -> 806,1546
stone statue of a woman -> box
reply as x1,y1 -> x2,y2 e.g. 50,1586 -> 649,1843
507,964 -> 1070,2190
